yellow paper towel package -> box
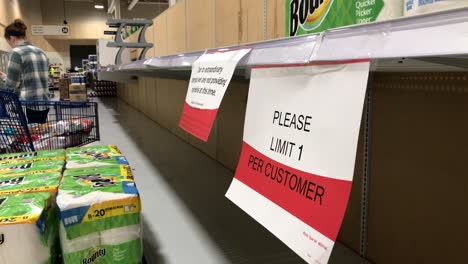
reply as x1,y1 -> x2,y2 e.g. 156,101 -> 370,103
57,165 -> 142,264
0,192 -> 60,264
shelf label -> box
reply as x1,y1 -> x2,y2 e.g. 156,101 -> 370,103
179,49 -> 251,141
226,59 -> 370,264
31,25 -> 70,36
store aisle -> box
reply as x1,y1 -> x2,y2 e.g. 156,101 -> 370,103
95,97 -> 368,264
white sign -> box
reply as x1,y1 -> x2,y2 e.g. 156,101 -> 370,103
31,25 -> 70,36
226,60 -> 371,264
179,49 -> 251,141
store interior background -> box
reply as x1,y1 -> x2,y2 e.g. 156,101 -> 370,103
1,1 -> 467,264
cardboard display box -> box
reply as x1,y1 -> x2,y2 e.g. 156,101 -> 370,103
59,78 -> 71,100
69,93 -> 87,102
69,84 -> 87,94
69,83 -> 87,101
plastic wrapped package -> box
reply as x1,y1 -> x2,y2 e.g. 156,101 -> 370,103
29,118 -> 94,137
65,156 -> 129,169
55,121 -> 69,135
66,145 -> 123,158
57,172 -> 142,264
64,165 -> 134,180
66,145 -> 128,168
0,149 -> 65,164
0,160 -> 64,177
0,172 -> 61,195
0,192 -> 60,264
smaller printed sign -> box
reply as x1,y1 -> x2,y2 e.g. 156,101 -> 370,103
179,49 -> 251,141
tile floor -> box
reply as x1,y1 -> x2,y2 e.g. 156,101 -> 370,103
95,96 -> 370,264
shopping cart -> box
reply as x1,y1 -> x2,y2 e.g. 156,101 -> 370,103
0,90 -> 100,153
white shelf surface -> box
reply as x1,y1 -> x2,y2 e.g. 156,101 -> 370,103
101,7 -> 468,77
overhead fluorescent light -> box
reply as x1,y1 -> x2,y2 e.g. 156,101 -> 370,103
95,4 -> 105,9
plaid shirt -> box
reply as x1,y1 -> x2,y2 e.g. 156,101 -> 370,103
3,41 -> 50,101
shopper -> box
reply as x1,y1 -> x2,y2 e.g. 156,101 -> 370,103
0,19 -> 50,123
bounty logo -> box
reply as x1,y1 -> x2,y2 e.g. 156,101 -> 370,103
78,151 -> 111,160
0,176 -> 24,186
0,152 -> 37,161
0,197 -> 7,207
289,0 -> 334,36
73,174 -> 116,188
0,163 -> 33,171
82,248 -> 106,264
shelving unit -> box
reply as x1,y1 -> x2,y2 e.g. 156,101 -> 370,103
105,19 -> 154,65
100,7 -> 468,80
49,64 -> 64,91
99,7 -> 468,264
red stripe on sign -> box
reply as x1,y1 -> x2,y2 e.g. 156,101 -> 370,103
179,102 -> 218,141
234,142 -> 352,241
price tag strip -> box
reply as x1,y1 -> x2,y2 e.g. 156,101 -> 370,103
179,49 -> 251,141
226,59 -> 371,264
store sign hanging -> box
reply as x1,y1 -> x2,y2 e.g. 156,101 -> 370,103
179,49 -> 251,141
226,59 -> 370,264
31,25 -> 70,36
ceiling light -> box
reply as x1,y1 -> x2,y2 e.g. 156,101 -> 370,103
94,4 -> 104,9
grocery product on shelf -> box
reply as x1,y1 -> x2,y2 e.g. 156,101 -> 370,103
90,80 -> 117,97
0,192 -> 60,264
287,0 -> 404,36
404,0 -> 468,16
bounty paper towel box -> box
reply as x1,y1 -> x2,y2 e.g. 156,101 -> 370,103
0,192 -> 60,264
57,172 -> 141,263
0,160 -> 64,177
0,149 -> 65,164
0,172 -> 61,195
64,165 -> 134,180
66,156 -> 129,169
66,145 -> 123,160
66,145 -> 129,168
287,0 -> 404,36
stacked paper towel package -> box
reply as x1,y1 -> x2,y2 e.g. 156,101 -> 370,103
0,145 -> 142,264
0,150 -> 64,264
60,145 -> 142,264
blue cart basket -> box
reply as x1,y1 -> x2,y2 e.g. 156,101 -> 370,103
0,90 -> 100,153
